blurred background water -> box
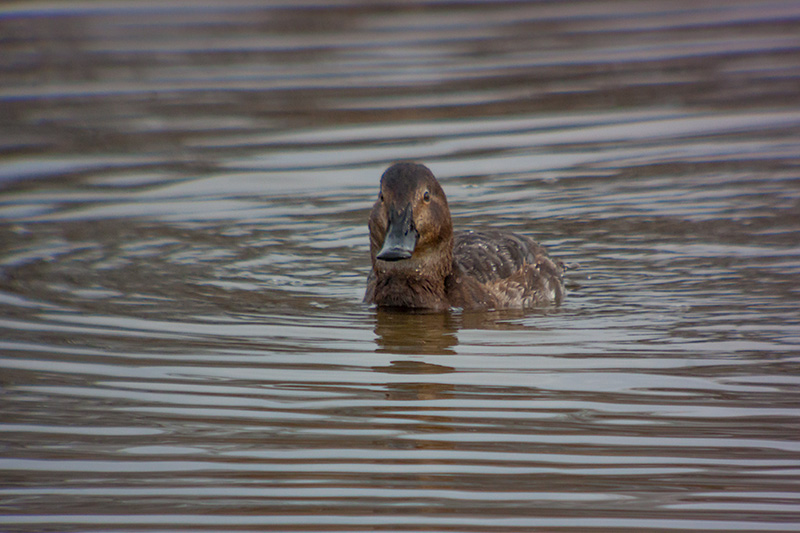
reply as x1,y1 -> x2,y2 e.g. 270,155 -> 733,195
1,1 -> 800,531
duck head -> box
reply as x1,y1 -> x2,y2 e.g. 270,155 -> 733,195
368,162 -> 454,272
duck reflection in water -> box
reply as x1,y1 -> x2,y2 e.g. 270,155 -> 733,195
372,307 -> 533,355
365,162 -> 564,311
373,309 -> 459,355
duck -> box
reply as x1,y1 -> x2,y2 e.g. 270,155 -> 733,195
364,162 -> 564,311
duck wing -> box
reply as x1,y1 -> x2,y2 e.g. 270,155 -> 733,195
453,230 -> 564,306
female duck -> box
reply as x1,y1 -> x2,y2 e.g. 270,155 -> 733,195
365,162 -> 564,311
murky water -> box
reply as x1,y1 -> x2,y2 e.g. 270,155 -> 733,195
2,1 -> 800,531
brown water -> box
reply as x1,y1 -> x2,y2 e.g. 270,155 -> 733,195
2,1 -> 800,531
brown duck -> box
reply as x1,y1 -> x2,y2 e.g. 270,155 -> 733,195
365,162 -> 564,310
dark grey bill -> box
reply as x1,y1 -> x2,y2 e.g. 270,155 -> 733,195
377,204 -> 418,261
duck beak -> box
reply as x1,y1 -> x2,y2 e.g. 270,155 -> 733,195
377,204 -> 418,261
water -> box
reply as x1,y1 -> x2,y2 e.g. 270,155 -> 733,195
1,1 -> 800,531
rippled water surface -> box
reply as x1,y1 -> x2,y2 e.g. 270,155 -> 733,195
2,1 -> 800,531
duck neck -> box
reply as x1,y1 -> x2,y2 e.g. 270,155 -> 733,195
373,238 -> 454,309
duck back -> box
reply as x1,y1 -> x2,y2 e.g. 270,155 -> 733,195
446,230 -> 564,309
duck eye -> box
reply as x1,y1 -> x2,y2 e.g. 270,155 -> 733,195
380,193 -> 384,202
423,190 -> 431,203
